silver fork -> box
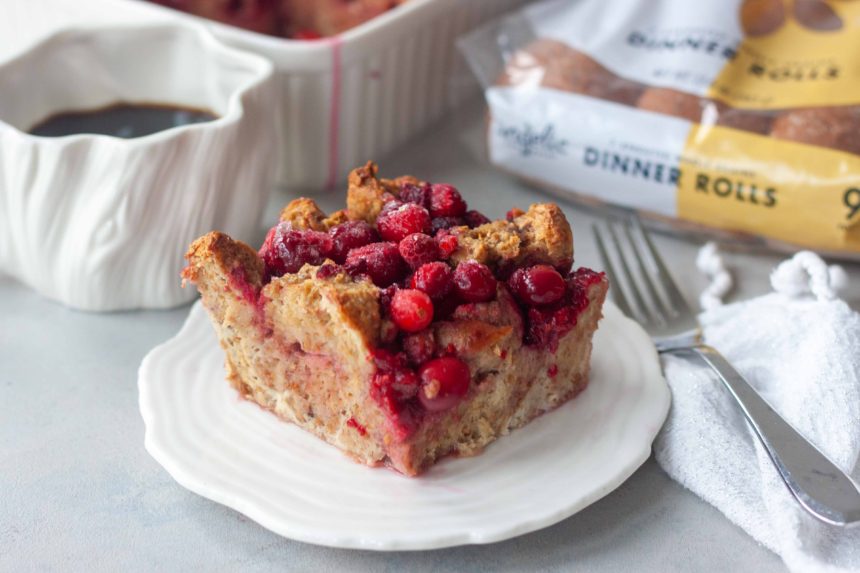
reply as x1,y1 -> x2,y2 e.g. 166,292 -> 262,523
593,215 -> 860,526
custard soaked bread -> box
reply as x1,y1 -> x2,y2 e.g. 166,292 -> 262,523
183,163 -> 607,476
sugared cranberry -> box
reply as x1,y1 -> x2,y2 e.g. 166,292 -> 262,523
418,356 -> 471,412
403,329 -> 436,365
398,233 -> 439,269
327,220 -> 378,263
428,184 -> 467,218
453,260 -> 497,303
463,210 -> 491,228
430,216 -> 466,234
380,196 -> 402,210
390,289 -> 434,332
411,262 -> 453,301
344,242 -> 407,287
377,203 -> 432,242
435,230 -> 459,259
258,222 -> 332,278
399,182 -> 431,208
508,265 -> 567,306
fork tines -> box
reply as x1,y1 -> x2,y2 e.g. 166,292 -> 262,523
592,215 -> 693,327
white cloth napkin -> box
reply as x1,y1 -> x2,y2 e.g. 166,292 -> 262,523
654,249 -> 860,573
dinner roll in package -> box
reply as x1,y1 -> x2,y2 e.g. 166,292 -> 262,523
460,0 -> 860,257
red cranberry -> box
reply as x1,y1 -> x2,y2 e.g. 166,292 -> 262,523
399,182 -> 431,208
344,242 -> 407,287
403,329 -> 436,365
390,289 -> 434,332
431,216 -> 466,234
508,265 -> 566,306
428,184 -> 467,218
463,210 -> 491,228
377,203 -> 432,242
526,304 -> 578,353
567,268 -> 605,315
570,267 -> 605,289
418,357 -> 471,412
453,260 -> 497,303
258,222 -> 332,278
435,230 -> 459,259
411,262 -> 453,300
327,221 -> 378,264
316,263 -> 342,279
398,233 -> 439,269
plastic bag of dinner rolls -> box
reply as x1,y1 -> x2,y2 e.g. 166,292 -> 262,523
460,0 -> 860,257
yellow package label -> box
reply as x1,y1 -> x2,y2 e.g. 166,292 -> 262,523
678,124 -> 860,252
709,1 -> 860,109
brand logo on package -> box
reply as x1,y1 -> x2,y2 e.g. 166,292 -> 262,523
497,122 -> 568,158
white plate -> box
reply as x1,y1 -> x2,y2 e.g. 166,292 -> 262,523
138,300 -> 669,550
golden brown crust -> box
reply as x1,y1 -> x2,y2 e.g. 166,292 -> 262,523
182,231 -> 264,290
513,203 -> 574,268
451,203 -> 573,269
450,221 -> 519,266
322,209 -> 350,229
380,175 -> 422,195
279,198 -> 328,231
346,161 -> 389,223
346,163 -> 430,224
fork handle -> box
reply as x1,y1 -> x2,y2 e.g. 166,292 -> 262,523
671,345 -> 860,526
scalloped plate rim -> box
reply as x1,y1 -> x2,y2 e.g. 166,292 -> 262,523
138,300 -> 670,551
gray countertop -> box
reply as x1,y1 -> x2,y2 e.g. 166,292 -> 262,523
8,98 -> 858,572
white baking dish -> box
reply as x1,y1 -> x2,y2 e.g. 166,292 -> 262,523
124,0 -> 532,190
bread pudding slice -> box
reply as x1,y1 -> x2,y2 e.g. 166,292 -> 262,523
183,162 -> 608,476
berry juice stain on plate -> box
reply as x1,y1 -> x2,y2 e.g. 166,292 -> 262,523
28,103 -> 217,138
